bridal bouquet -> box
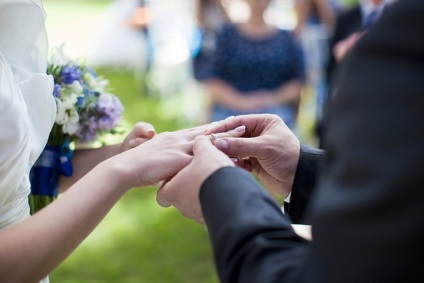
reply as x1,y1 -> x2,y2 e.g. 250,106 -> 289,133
29,47 -> 124,214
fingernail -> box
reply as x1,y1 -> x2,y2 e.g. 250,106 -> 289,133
148,130 -> 156,136
215,139 -> 229,150
230,157 -> 239,163
235,125 -> 246,132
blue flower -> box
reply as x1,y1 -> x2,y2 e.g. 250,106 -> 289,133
61,65 -> 83,84
76,96 -> 86,108
53,84 -> 62,97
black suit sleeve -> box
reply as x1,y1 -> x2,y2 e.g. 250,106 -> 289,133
285,144 -> 325,224
200,167 -> 308,283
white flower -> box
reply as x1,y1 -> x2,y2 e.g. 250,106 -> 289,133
83,72 -> 96,88
63,112 -> 79,134
70,81 -> 83,94
55,94 -> 80,135
82,72 -> 109,93
93,78 -> 109,93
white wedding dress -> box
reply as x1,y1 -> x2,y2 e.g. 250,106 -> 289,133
0,0 -> 56,282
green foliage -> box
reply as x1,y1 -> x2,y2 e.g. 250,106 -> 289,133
29,195 -> 57,215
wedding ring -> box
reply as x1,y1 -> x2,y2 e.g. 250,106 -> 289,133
209,134 -> 217,142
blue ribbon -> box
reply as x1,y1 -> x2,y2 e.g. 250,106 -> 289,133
59,138 -> 73,177
29,140 -> 74,197
30,145 -> 61,197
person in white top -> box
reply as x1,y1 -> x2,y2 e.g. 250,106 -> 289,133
0,1 -> 243,282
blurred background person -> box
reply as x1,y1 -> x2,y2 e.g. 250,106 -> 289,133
129,0 -> 153,73
293,0 -> 335,146
192,0 -> 230,81
294,0 -> 335,36
198,0 -> 304,130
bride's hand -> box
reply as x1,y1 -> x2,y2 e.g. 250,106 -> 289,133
106,122 -> 247,190
119,121 -> 156,153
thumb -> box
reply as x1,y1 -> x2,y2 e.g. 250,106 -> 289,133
193,135 -> 217,156
133,122 -> 156,138
213,137 -> 259,158
156,180 -> 172,207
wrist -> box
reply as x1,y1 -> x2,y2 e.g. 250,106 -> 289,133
96,157 -> 134,193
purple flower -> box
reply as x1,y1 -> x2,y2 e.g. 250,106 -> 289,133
61,65 -> 83,84
76,116 -> 98,143
98,116 -> 115,130
97,94 -> 124,125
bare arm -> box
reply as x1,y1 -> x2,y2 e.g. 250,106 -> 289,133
204,79 -> 301,112
314,0 -> 335,28
265,79 -> 302,106
294,0 -> 335,35
0,161 -> 127,283
294,0 -> 309,35
59,122 -> 156,192
204,78 -> 246,110
0,126 -> 207,283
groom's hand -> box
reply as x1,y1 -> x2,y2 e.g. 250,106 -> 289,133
156,135 -> 234,224
206,114 -> 300,198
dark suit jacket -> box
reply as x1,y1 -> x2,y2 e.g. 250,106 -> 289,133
199,0 -> 424,282
321,6 -> 363,149
326,5 -> 363,86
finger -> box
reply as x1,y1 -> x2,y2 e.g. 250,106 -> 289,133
208,125 -> 246,142
205,114 -> 277,136
249,158 -> 262,176
234,157 -> 253,172
174,121 -> 217,135
193,135 -> 219,155
204,115 -> 246,135
194,136 -> 236,171
173,126 -> 213,142
156,180 -> 172,207
213,136 -> 260,158
133,121 -> 156,138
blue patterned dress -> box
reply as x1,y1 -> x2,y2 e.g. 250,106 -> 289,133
200,23 -> 304,128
